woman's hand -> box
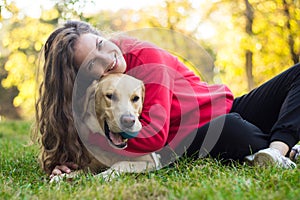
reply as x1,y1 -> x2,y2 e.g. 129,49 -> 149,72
49,162 -> 79,179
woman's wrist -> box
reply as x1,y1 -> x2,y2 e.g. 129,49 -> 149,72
269,141 -> 289,156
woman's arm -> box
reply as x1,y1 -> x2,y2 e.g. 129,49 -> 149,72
123,46 -> 178,154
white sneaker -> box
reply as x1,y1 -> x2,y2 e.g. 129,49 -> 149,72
245,148 -> 297,169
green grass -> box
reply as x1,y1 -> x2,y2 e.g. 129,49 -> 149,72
0,121 -> 299,200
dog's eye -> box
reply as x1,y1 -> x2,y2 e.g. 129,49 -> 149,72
132,96 -> 140,103
106,94 -> 115,100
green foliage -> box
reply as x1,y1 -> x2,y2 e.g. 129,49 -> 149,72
2,18 -> 54,117
1,121 -> 300,199
204,0 -> 300,95
0,0 -> 299,118
0,4 -> 58,118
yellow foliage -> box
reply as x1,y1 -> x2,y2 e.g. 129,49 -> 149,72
1,14 -> 55,119
41,8 -> 59,21
1,0 -> 299,119
34,41 -> 43,51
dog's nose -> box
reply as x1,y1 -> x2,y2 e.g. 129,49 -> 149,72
120,114 -> 135,128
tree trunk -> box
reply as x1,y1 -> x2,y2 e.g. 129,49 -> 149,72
244,0 -> 254,90
283,0 -> 299,64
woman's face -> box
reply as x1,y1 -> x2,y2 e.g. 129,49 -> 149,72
74,33 -> 126,79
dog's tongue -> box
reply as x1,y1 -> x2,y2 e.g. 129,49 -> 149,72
109,132 -> 125,146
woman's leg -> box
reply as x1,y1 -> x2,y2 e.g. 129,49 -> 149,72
185,113 -> 269,162
183,113 -> 296,168
231,63 -> 300,150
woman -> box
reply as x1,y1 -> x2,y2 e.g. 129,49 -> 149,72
35,20 -> 299,179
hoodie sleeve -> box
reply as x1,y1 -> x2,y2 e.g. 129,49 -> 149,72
123,46 -> 178,154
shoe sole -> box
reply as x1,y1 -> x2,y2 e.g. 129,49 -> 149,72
253,151 -> 276,167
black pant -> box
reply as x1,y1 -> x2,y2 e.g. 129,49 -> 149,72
186,63 -> 300,161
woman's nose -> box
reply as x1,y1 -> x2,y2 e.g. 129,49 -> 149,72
98,54 -> 114,68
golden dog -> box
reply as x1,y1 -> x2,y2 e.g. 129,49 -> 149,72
94,73 -> 144,149
50,74 -> 161,183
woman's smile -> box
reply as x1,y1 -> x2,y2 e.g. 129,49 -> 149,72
106,54 -> 118,72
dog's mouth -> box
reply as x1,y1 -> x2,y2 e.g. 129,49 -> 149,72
104,120 -> 128,149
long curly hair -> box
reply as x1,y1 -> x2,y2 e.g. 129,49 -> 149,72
34,21 -> 101,174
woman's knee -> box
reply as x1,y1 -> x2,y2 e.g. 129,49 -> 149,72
210,113 -> 269,158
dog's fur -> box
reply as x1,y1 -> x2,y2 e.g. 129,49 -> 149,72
50,74 -> 161,182
94,73 -> 144,149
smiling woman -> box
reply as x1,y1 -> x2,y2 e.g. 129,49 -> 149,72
35,20 -> 300,183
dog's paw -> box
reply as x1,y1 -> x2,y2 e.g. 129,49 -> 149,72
49,172 -> 80,183
96,169 -> 120,182
49,174 -> 65,183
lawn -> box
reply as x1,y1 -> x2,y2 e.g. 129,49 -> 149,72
0,120 -> 299,200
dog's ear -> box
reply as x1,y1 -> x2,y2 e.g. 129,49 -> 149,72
81,80 -> 98,120
80,81 -> 103,133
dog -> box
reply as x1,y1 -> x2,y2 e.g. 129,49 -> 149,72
94,73 -> 144,149
50,74 -> 161,183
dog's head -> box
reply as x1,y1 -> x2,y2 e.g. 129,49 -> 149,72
82,73 -> 144,149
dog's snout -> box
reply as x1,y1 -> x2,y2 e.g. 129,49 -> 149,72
120,114 -> 135,128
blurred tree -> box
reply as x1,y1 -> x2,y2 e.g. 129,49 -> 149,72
203,0 -> 300,95
55,0 -> 94,20
87,0 -> 215,82
1,0 -> 298,119
0,54 -> 21,119
0,0 -> 89,119
244,0 -> 255,90
0,1 -> 22,119
282,0 -> 299,64
1,11 -> 57,119
145,0 -> 215,82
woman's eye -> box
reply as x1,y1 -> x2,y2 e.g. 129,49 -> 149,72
97,40 -> 104,50
88,61 -> 95,71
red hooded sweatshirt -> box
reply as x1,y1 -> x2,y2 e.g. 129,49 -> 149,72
109,36 -> 234,154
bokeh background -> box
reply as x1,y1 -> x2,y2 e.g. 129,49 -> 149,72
0,0 -> 299,120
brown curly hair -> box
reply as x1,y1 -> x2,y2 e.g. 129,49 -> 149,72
34,21 -> 101,174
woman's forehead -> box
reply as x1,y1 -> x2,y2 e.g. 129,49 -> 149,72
76,33 -> 99,51
74,33 -> 101,66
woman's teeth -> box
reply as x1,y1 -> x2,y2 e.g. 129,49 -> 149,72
108,59 -> 117,71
